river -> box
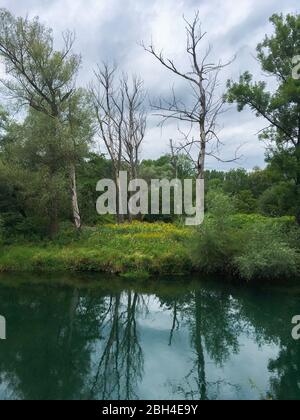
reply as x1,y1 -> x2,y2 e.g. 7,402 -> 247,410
0,273 -> 299,400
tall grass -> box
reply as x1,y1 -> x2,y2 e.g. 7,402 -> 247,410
0,222 -> 194,277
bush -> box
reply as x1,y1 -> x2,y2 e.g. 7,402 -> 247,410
231,214 -> 295,229
191,191 -> 300,281
191,192 -> 242,274
0,216 -> 4,246
234,224 -> 299,281
51,222 -> 93,246
0,213 -> 48,243
258,182 -> 295,217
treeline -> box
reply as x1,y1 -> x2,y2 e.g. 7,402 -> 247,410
140,155 -> 297,218
0,141 -> 296,241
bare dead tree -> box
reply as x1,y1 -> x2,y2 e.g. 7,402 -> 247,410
91,66 -> 147,222
143,11 -> 237,182
122,75 -> 147,180
90,63 -> 125,223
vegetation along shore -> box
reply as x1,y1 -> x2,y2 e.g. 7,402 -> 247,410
0,10 -> 300,284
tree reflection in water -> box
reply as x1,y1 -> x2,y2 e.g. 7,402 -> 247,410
0,276 -> 299,400
161,285 -> 242,400
88,291 -> 145,400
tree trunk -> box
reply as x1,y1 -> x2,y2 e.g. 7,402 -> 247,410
128,160 -> 138,223
49,197 -> 59,239
195,291 -> 207,400
69,164 -> 81,230
197,124 -> 206,180
295,180 -> 300,225
116,172 -> 124,224
295,143 -> 300,225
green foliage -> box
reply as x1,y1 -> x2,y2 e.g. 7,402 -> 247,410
48,222 -> 90,246
0,215 -> 4,245
0,222 -> 193,276
0,99 -> 94,238
258,182 -> 295,217
139,154 -> 196,223
77,153 -> 113,224
0,9 -> 299,285
139,155 -> 174,181
0,8 -> 81,117
205,167 -> 283,215
0,214 -> 298,282
234,224 -> 299,281
140,153 -> 195,181
226,13 -> 300,224
1,214 -> 49,243
191,192 -> 299,281
235,190 -> 257,214
0,9 -> 95,236
230,213 -> 295,229
191,192 -> 241,274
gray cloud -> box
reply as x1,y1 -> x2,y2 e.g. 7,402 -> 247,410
1,0 -> 299,170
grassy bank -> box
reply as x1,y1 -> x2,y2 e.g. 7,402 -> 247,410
0,222 -> 194,277
0,216 -> 299,282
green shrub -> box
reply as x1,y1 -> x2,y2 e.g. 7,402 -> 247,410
0,216 -> 4,246
230,214 -> 295,229
0,213 -> 48,243
234,224 -> 299,281
191,192 -> 300,281
258,182 -> 295,217
191,192 -> 243,274
51,223 -> 93,246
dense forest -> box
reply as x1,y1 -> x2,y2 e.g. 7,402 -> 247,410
0,9 -> 300,282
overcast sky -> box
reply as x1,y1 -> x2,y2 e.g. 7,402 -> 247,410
1,0 -> 299,170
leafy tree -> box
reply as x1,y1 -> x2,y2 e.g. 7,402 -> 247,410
0,110 -> 69,238
227,13 -> 300,224
139,156 -> 174,182
223,169 -> 250,195
0,94 -> 94,239
235,190 -> 257,214
247,166 -> 278,199
258,182 -> 295,217
0,8 -> 84,235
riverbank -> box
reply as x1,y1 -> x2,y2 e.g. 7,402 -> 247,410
0,219 -> 299,282
0,223 -> 194,277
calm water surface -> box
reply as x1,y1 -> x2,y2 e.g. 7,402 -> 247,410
0,274 -> 299,400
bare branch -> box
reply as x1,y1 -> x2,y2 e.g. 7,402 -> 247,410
143,11 -> 237,178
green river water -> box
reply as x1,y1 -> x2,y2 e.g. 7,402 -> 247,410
0,273 -> 299,400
